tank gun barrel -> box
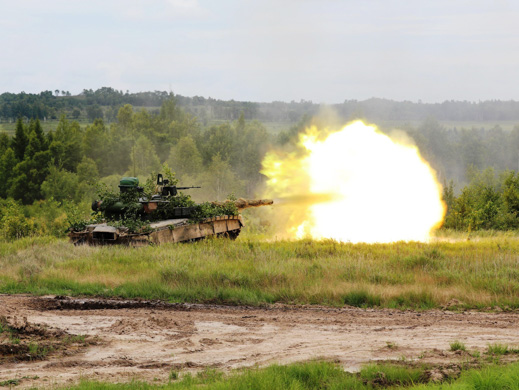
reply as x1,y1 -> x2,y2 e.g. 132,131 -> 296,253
212,198 -> 274,210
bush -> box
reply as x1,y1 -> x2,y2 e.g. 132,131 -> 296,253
27,198 -> 70,237
0,198 -> 36,239
443,168 -> 519,231
450,340 -> 466,351
2,214 -> 34,239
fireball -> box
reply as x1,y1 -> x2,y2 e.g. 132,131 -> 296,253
261,121 -> 445,243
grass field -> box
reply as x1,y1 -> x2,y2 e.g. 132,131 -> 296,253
205,119 -> 294,134
56,360 -> 519,390
378,120 -> 519,132
0,119 -> 91,135
2,231 -> 519,310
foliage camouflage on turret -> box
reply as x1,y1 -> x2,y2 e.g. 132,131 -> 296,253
75,171 -> 238,233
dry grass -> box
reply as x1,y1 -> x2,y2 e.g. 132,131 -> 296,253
2,233 -> 519,309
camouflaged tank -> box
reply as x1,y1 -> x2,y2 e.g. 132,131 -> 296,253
68,174 -> 273,246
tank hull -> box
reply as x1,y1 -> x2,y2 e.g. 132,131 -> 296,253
69,215 -> 243,246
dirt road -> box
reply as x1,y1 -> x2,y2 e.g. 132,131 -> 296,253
1,295 -> 519,388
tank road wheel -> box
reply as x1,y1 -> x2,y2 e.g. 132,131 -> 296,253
216,229 -> 240,240
223,229 -> 241,240
71,236 -> 87,246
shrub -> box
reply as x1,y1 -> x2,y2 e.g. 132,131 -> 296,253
487,343 -> 509,356
450,340 -> 466,351
0,198 -> 35,239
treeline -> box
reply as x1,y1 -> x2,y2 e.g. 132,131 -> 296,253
0,88 -> 173,123
272,116 -> 519,185
0,91 -> 81,121
443,168 -> 519,231
402,118 -> 519,184
4,88 -> 519,124
334,98 -> 519,122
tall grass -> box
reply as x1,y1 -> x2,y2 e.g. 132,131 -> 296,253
2,233 -> 519,309
61,361 -> 519,390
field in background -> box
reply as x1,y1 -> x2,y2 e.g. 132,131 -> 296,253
2,118 -> 517,137
379,120 -> 519,132
2,231 -> 519,310
0,119 -> 90,135
207,119 -> 293,134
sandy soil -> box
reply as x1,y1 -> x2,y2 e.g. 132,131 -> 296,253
1,295 -> 519,388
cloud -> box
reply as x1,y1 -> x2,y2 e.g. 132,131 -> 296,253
167,0 -> 199,9
119,0 -> 209,21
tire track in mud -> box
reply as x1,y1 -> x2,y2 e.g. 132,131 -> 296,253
1,295 -> 519,388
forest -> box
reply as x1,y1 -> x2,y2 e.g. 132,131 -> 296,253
2,89 -> 519,238
3,87 -> 519,124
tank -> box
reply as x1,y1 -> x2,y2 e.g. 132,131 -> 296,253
68,174 -> 273,246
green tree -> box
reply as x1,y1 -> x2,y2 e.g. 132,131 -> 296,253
0,132 -> 9,154
129,135 -> 161,177
116,104 -> 134,134
30,119 -> 47,149
86,104 -> 104,121
444,187 -> 474,230
112,105 -> 137,174
167,135 -> 203,178
158,98 -> 200,158
232,120 -> 268,195
443,168 -> 505,231
25,126 -> 46,158
106,131 -> 133,175
41,166 -> 80,203
82,119 -> 109,174
501,171 -> 519,228
50,116 -> 83,171
0,148 -> 17,197
442,180 -> 455,222
167,112 -> 199,145
9,148 -> 52,204
199,154 -> 243,201
77,156 -> 99,183
159,98 -> 179,122
236,111 -> 245,132
460,130 -> 485,172
201,123 -> 236,164
11,118 -> 28,161
76,156 -> 99,201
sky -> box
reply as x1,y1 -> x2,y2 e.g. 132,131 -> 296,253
1,0 -> 519,103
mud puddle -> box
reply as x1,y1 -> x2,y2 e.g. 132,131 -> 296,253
1,295 -> 519,388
